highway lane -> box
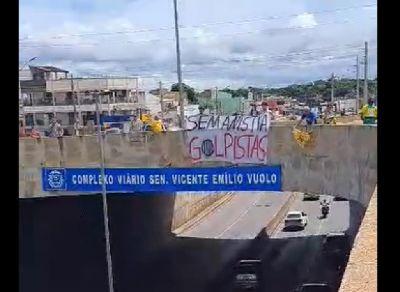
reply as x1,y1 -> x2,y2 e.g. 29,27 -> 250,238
200,193 -> 354,292
272,194 -> 350,239
179,191 -> 292,239
20,191 -> 363,292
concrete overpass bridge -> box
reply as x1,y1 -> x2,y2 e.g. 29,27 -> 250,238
19,124 -> 376,292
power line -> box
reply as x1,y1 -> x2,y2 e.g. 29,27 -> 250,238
181,54 -> 363,71
20,44 -> 376,77
98,52 -> 369,78
20,18 -> 376,49
19,3 -> 376,42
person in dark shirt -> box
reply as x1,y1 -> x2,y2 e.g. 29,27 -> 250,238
249,103 -> 259,116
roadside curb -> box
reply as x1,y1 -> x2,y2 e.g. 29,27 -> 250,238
173,192 -> 235,235
265,192 -> 298,237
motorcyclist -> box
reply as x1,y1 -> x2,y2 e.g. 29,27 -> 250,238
320,199 -> 330,206
320,199 -> 330,216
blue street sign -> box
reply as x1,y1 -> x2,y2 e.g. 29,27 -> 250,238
42,166 -> 282,193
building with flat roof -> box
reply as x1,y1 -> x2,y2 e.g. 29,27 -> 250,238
19,65 -> 147,135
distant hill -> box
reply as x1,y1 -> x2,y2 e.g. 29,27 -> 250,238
221,78 -> 377,101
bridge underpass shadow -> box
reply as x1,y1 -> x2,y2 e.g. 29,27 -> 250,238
19,194 -> 366,292
107,196 -> 367,292
19,193 -> 177,292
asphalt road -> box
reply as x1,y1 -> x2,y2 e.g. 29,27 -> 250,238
180,192 -> 292,239
272,194 -> 350,239
20,192 -> 362,292
178,192 -> 356,292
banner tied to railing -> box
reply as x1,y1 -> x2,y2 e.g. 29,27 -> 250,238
185,114 -> 271,164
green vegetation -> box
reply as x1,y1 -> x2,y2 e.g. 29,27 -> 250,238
169,77 -> 377,106
220,87 -> 249,98
171,83 -> 198,104
221,78 -> 377,101
198,98 -> 215,110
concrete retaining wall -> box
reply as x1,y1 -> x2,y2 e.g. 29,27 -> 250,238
19,125 -> 377,206
19,125 -> 377,292
171,192 -> 230,231
268,125 -> 377,206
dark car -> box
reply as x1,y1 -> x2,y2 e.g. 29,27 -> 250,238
234,260 -> 262,290
333,196 -> 348,201
295,283 -> 332,292
303,193 -> 320,201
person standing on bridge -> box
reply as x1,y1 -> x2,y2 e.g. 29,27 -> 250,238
359,98 -> 377,125
150,116 -> 166,134
249,103 -> 259,116
261,101 -> 274,120
296,107 -> 318,131
130,115 -> 144,132
30,127 -> 41,139
323,103 -> 336,124
73,118 -> 83,136
48,119 -> 63,138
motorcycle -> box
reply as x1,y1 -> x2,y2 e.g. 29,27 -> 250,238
321,205 -> 330,218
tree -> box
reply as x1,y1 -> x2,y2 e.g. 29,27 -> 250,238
220,87 -> 249,98
171,83 -> 197,104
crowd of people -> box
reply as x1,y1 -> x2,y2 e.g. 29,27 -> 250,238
295,98 -> 377,131
249,101 -> 275,119
20,99 -> 377,139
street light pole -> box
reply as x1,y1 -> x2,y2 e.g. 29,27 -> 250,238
330,72 -> 334,104
159,81 -> 164,120
173,0 -> 185,128
215,86 -> 218,114
363,41 -> 369,105
356,56 -> 360,114
95,94 -> 115,292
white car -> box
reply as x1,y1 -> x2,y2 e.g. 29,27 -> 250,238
284,211 -> 308,229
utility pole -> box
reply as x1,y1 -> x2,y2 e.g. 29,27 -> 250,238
363,41 -> 368,105
107,93 -> 111,116
173,0 -> 185,128
105,76 -> 111,116
330,72 -> 335,104
71,74 -> 77,121
95,93 -> 115,292
135,77 -> 139,103
51,81 -> 56,120
356,56 -> 360,113
159,81 -> 164,120
215,87 -> 218,114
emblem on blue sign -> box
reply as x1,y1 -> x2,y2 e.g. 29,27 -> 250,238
46,168 -> 66,190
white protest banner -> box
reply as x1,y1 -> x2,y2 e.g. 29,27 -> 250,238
185,114 -> 270,164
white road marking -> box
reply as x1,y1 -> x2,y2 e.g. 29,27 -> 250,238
215,195 -> 260,239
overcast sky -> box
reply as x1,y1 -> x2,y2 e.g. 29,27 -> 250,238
19,0 -> 377,90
